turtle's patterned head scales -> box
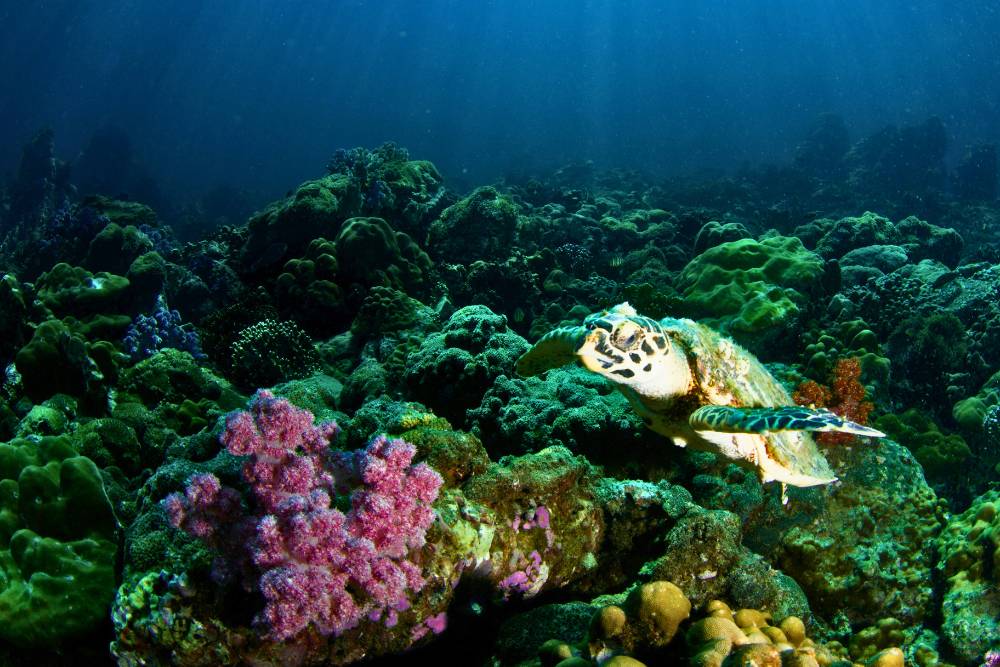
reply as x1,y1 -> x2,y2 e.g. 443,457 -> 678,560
577,303 -> 693,401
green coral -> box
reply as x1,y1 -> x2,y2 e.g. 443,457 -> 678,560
404,305 -> 528,424
469,365 -> 646,459
0,436 -> 118,647
82,195 -> 158,229
809,211 -> 897,258
112,571 -> 235,666
274,237 -> 347,335
336,216 -> 434,298
76,417 -> 144,474
119,348 -> 242,409
34,262 -> 131,319
676,235 -> 824,353
934,489 -> 1000,663
241,172 -> 360,273
874,410 -> 971,478
0,273 -> 30,365
229,319 -> 321,390
14,319 -> 104,403
426,186 -> 520,262
952,370 -> 1000,439
750,437 -> 944,629
83,222 -> 154,275
351,286 -> 436,339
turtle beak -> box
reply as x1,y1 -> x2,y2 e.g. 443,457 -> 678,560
577,329 -> 614,372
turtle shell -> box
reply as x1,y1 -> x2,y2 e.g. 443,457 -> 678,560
664,317 -> 837,483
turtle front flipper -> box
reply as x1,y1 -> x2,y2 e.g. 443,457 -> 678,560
689,405 -> 885,438
688,405 -> 885,489
516,326 -> 588,377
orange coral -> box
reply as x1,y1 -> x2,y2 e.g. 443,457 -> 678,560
793,357 -> 874,445
792,379 -> 831,408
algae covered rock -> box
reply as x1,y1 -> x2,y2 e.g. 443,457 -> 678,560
747,436 -> 944,629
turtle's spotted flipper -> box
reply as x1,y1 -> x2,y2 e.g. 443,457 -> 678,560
516,326 -> 588,377
689,405 -> 885,438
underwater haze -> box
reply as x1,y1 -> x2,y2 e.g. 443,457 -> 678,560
2,0 -> 999,200
4,1 -> 1000,666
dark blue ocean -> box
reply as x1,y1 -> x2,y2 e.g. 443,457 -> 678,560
2,1 -> 998,208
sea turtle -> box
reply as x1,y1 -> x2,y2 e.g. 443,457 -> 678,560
516,303 -> 884,495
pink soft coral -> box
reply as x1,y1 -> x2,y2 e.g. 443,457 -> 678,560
164,390 -> 443,640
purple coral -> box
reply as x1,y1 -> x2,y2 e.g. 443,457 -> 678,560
164,390 -> 443,640
498,550 -> 546,599
123,296 -> 205,362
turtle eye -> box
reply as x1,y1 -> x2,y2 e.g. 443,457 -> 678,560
610,323 -> 643,350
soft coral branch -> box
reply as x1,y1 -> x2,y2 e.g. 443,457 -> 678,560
164,390 -> 443,640
793,357 -> 874,445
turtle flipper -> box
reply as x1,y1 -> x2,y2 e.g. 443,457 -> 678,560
516,326 -> 588,377
690,405 -> 885,438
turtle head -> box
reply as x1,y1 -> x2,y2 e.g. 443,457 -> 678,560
577,303 -> 693,401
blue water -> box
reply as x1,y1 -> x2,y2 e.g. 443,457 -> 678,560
2,0 -> 998,204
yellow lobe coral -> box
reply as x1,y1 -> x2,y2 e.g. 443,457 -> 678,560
625,581 -> 692,646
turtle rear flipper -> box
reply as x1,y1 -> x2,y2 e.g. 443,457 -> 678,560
689,405 -> 886,438
516,326 -> 587,377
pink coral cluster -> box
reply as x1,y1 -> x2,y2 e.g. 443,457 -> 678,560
164,390 -> 443,641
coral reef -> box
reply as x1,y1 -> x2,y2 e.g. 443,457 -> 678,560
4,135 -> 1000,666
